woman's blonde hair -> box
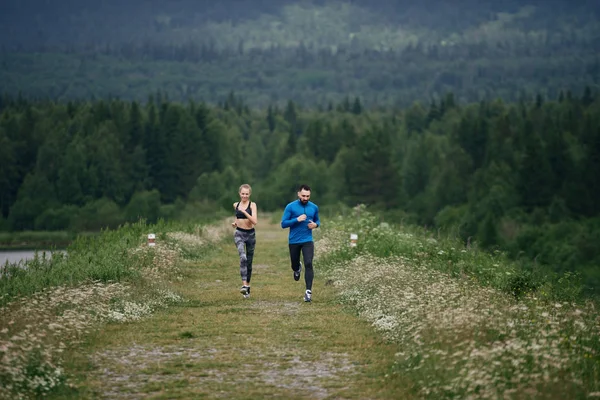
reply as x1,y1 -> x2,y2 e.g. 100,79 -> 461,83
239,184 -> 252,194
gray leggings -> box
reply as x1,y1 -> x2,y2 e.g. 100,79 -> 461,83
234,228 -> 256,282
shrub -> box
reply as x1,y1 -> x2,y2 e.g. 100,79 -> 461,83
124,190 -> 162,224
34,205 -> 78,231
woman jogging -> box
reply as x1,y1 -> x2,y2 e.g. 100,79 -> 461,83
232,184 -> 258,298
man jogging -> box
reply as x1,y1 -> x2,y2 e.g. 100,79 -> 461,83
281,184 -> 320,302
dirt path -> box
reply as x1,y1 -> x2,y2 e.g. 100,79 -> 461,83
67,219 -> 411,399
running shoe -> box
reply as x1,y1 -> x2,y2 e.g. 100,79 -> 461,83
304,289 -> 312,302
294,261 -> 302,281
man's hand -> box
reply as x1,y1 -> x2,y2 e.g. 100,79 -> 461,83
297,214 -> 307,222
231,221 -> 237,227
308,221 -> 317,229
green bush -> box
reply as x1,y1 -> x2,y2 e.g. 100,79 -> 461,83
381,208 -> 419,226
178,200 -> 228,224
503,269 -> 540,299
0,215 -> 8,231
70,198 -> 123,231
434,204 -> 467,230
320,204 -> 586,303
124,190 -> 162,224
34,205 -> 78,231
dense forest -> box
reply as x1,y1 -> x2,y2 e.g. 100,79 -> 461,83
1,0 -> 599,293
1,0 -> 599,106
1,89 -> 599,292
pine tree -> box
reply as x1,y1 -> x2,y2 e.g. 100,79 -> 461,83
517,121 -> 553,210
427,99 -> 441,123
143,102 -> 167,194
454,110 -> 489,170
127,101 -> 144,151
283,100 -> 298,129
582,86 -> 594,107
351,97 -> 362,115
266,105 -> 276,133
405,102 -> 427,135
127,145 -> 150,194
8,173 -> 57,230
0,128 -> 18,218
402,136 -> 430,199
348,125 -> 399,208
55,137 -> 87,205
156,104 -> 183,202
173,112 -> 204,199
582,124 -> 600,215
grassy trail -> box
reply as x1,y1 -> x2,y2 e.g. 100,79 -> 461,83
62,218 -> 412,399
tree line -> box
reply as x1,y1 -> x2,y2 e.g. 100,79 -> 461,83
2,36 -> 599,108
2,0 -> 599,108
1,90 -> 599,292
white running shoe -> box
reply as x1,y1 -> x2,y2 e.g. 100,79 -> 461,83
304,290 -> 312,302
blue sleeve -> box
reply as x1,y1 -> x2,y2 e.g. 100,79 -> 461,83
313,206 -> 320,228
281,204 -> 298,229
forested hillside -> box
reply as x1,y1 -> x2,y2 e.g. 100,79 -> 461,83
1,0 -> 599,106
1,0 -> 600,293
2,4 -> 600,397
1,90 -> 599,293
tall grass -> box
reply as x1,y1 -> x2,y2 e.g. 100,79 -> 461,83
316,205 -> 600,399
0,217 -> 226,399
0,231 -> 76,250
1,221 -> 146,307
0,217 -> 227,308
320,205 -> 584,303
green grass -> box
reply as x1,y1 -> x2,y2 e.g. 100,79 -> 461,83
0,218 -> 222,307
48,218 -> 410,399
0,222 -> 146,306
317,205 -> 600,398
2,208 -> 598,399
0,230 -> 77,250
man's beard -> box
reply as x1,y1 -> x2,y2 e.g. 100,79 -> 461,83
300,199 -> 308,205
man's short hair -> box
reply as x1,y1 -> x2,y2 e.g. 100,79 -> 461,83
298,184 -> 311,192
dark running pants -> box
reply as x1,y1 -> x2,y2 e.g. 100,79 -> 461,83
289,241 -> 314,291
234,228 -> 256,282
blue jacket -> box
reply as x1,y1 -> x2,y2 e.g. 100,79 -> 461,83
281,200 -> 321,244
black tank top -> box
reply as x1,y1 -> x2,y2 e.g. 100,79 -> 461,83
235,202 -> 252,219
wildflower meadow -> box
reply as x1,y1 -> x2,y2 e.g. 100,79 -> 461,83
316,205 -> 600,399
1,207 -> 599,399
0,219 -> 229,399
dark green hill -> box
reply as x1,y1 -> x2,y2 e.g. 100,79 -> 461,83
1,0 -> 599,106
